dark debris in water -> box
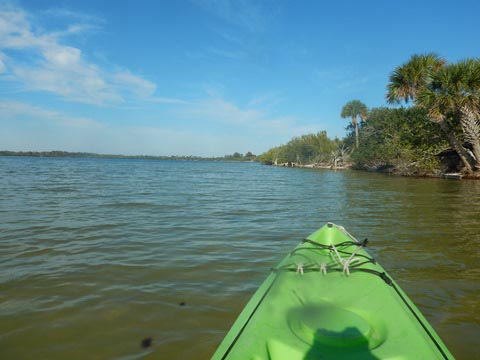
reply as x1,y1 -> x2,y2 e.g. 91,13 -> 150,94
179,301 -> 186,306
141,337 -> 153,348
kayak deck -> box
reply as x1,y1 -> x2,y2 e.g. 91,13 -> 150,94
212,223 -> 453,360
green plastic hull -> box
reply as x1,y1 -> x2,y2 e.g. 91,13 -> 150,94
212,223 -> 453,360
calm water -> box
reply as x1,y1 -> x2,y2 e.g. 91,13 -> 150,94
0,157 -> 479,359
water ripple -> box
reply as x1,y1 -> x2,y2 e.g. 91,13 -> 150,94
0,157 -> 478,359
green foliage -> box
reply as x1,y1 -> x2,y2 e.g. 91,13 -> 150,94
352,107 -> 447,175
386,53 -> 446,104
224,152 -> 244,160
386,53 -> 480,172
222,152 -> 258,161
258,131 -> 339,164
257,147 -> 278,163
340,100 -> 368,120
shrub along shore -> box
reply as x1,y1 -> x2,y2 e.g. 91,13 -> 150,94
258,107 -> 479,179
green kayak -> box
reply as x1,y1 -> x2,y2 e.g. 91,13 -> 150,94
212,223 -> 453,359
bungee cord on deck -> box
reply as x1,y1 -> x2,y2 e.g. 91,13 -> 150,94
272,237 -> 395,286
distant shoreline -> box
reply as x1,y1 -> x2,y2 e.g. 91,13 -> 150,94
3,150 -> 477,179
0,150 -> 257,162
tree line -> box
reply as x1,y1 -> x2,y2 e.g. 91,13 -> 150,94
257,132 -> 342,166
0,150 -> 257,162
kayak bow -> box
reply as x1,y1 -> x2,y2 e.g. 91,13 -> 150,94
212,223 -> 453,360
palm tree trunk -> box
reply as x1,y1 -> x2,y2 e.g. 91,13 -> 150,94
353,116 -> 359,149
437,118 -> 474,172
460,106 -> 480,171
471,143 -> 480,171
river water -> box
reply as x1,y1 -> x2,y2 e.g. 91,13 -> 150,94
0,157 -> 478,359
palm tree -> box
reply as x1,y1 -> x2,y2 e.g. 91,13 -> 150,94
386,53 -> 446,104
387,53 -> 480,172
341,100 -> 368,149
417,59 -> 480,170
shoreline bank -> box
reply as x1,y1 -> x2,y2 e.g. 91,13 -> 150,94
263,161 -> 480,180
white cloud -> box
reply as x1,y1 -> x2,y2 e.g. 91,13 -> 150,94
112,71 -> 156,98
107,126 -> 249,156
0,100 -> 103,128
43,45 -> 81,67
190,98 -> 260,125
0,97 -> 327,156
180,96 -> 323,138
0,3 -> 182,106
11,58 -> 120,105
0,101 -> 252,155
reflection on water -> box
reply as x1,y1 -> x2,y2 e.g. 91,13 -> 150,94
0,157 -> 478,359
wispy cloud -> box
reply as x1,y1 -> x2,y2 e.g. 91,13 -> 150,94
313,68 -> 369,92
247,91 -> 283,108
40,7 -> 105,26
0,100 -> 103,128
215,30 -> 244,45
0,3 -> 182,106
185,46 -> 246,63
0,51 -> 6,72
179,96 -> 323,137
185,1 -> 277,65
112,71 -> 156,98
192,0 -> 271,32
188,98 -> 261,125
149,97 -> 187,104
208,47 -> 246,60
0,100 -> 251,155
111,125 -> 249,156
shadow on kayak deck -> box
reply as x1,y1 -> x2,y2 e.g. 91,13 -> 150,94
303,327 -> 380,360
266,326 -> 380,359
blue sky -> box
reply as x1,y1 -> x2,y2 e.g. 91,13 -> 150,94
1,0 -> 479,156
